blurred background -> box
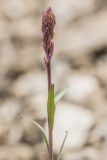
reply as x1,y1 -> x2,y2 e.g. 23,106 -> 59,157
0,0 -> 107,159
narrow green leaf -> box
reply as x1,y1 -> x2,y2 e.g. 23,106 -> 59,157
57,131 -> 68,160
55,88 -> 68,104
47,84 -> 55,130
19,114 -> 49,151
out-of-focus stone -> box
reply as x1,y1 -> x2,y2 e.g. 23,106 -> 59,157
53,102 -> 95,151
101,144 -> 107,160
95,59 -> 107,84
87,92 -> 107,118
63,147 -> 101,160
0,99 -> 21,123
0,76 -> 11,92
0,144 -> 35,160
56,10 -> 107,59
16,44 -> 41,71
89,119 -> 107,145
0,123 -> 10,144
8,122 -> 23,144
0,20 -> 10,41
50,0 -> 96,25
0,41 -> 16,74
0,102 -> 20,144
53,60 -> 71,89
21,119 -> 42,144
25,94 -> 47,119
10,17 -> 41,39
1,0 -> 40,19
34,143 -> 48,160
65,73 -> 99,104
10,71 -> 47,98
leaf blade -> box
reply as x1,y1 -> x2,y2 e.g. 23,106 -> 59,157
19,114 -> 49,151
55,88 -> 68,104
47,84 -> 55,130
57,131 -> 68,160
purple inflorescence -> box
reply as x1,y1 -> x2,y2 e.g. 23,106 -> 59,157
42,7 -> 56,64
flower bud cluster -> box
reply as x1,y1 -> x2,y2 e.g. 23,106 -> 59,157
42,7 -> 56,63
